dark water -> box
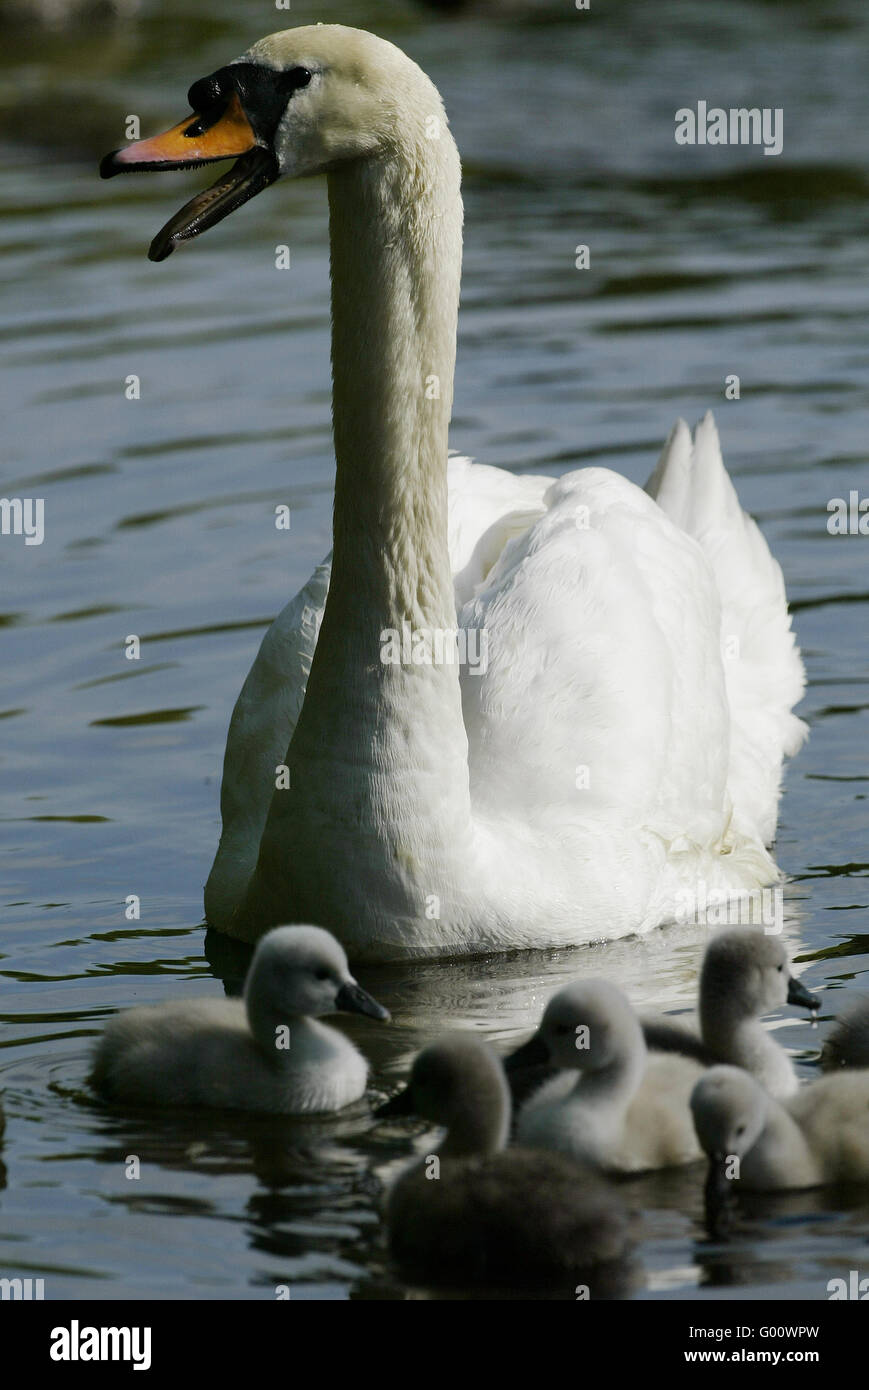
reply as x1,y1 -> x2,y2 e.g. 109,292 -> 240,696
1,0 -> 867,1300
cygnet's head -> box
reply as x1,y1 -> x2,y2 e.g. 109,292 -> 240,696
377,1035 -> 511,1156
700,928 -> 818,1023
101,26 -> 456,261
690,1065 -> 768,1164
244,925 -> 389,1034
510,979 -> 646,1074
820,998 -> 869,1071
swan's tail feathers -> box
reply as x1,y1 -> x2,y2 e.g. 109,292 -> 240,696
647,411 -> 807,845
644,417 -> 694,527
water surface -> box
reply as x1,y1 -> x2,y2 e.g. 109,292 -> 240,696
1,0 -> 868,1300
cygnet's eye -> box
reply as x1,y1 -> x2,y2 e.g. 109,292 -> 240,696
735,1123 -> 746,1137
315,968 -> 332,982
777,964 -> 783,973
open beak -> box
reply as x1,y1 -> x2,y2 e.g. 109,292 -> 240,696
100,92 -> 278,262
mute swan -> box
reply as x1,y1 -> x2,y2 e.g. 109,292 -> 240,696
691,1064 -> 869,1194
821,997 -> 869,1072
641,928 -> 818,1099
90,925 -> 389,1114
101,25 -> 806,961
379,1035 -> 635,1288
513,980 -> 704,1172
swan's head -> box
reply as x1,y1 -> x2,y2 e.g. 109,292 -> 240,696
100,25 -> 450,261
700,928 -> 818,1023
508,979 -> 646,1075
244,924 -> 390,1031
690,1065 -> 767,1205
376,1035 -> 511,1156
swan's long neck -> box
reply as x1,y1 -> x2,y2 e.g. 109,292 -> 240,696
286,112 -> 473,898
327,134 -> 462,633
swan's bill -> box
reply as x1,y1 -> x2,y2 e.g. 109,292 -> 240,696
144,150 -> 279,263
99,91 -> 258,177
787,975 -> 819,1012
98,61 -> 314,261
335,980 -> 391,1022
99,87 -> 276,264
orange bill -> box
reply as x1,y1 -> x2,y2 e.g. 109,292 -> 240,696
100,89 -> 279,262
100,92 -> 257,175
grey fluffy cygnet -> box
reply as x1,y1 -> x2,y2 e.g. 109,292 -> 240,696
380,1034 -> 635,1290
90,925 -> 389,1114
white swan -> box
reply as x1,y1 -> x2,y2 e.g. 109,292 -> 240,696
102,25 -> 806,961
691,1064 -> 869,1194
380,1034 -> 635,1288
514,979 -> 704,1172
641,927 -> 818,1099
89,925 -> 389,1114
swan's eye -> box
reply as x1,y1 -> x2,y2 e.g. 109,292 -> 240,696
777,964 -> 783,972
315,968 -> 331,982
735,1123 -> 746,1137
283,67 -> 312,93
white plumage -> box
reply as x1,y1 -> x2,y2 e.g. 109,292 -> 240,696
111,26 -> 805,960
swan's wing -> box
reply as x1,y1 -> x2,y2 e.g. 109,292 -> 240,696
204,559 -> 330,925
646,413 -> 807,843
446,454 -> 553,606
205,457 -> 550,926
459,465 -> 734,856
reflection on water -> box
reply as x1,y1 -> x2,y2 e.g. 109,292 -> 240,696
0,0 -> 868,1299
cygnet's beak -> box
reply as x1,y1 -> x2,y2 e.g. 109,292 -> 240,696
335,980 -> 390,1022
787,975 -> 820,1012
703,1153 -> 733,1210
